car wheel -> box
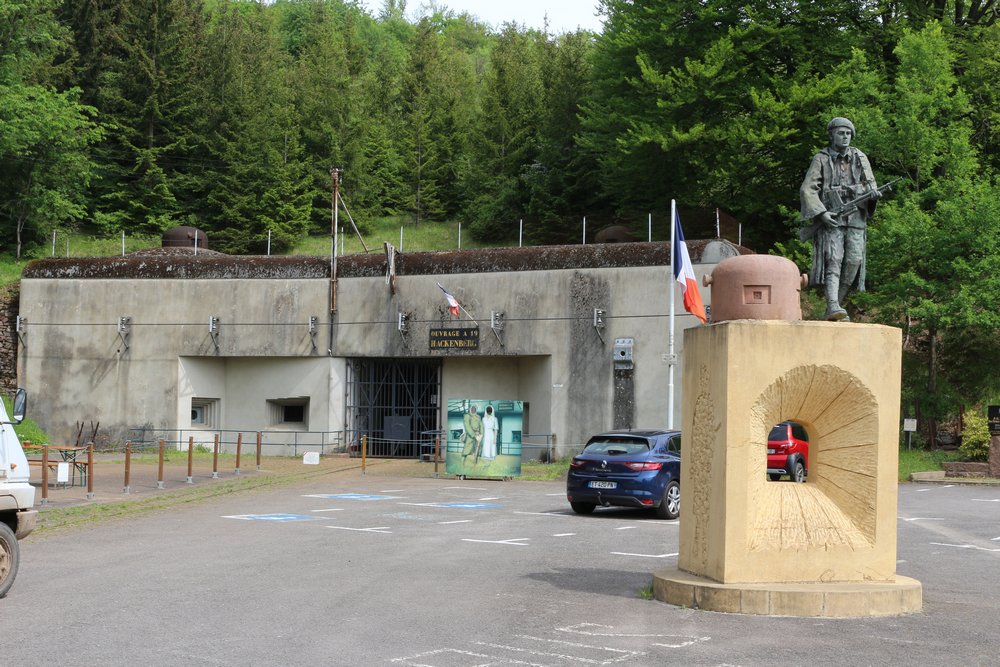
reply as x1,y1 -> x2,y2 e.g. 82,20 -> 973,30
655,481 -> 680,520
0,522 -> 19,599
768,473 -> 781,481
790,459 -> 807,483
570,501 -> 596,515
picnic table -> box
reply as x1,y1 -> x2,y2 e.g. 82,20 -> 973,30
24,444 -> 91,487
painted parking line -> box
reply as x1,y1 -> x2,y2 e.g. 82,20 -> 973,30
223,513 -> 320,522
391,622 -> 710,665
972,498 -> 1000,502
310,508 -> 346,513
326,525 -> 392,534
399,501 -> 500,509
462,537 -> 530,546
900,517 -> 944,522
553,533 -> 576,537
930,542 -> 1000,552
303,493 -> 402,501
438,520 -> 473,525
615,526 -> 636,531
610,551 -> 678,558
476,635 -> 643,663
558,623 -> 710,649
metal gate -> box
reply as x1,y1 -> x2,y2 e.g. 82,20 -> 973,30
346,358 -> 442,458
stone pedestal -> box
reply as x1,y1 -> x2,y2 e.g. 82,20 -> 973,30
653,320 -> 922,616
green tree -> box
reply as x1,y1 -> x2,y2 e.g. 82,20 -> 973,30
0,0 -> 102,258
579,0 -> 886,248
200,0 -> 312,253
465,25 -> 546,241
858,24 -> 1000,435
64,0 -> 210,234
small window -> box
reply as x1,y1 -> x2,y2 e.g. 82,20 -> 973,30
191,398 -> 219,428
791,423 -> 809,441
267,397 -> 309,429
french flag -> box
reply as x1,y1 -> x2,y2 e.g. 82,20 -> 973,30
673,209 -> 707,324
437,282 -> 460,317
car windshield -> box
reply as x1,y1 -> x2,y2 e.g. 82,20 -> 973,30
582,437 -> 650,456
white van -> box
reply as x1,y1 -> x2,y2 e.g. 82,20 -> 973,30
0,389 -> 36,598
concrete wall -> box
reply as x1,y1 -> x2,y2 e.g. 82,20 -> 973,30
17,244 -> 723,451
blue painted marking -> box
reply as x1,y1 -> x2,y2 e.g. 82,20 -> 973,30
432,502 -> 499,509
305,493 -> 400,501
225,513 -> 319,522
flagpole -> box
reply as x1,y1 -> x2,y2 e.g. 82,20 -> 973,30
668,199 -> 677,430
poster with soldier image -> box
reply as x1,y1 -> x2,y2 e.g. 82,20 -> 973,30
445,399 -> 524,479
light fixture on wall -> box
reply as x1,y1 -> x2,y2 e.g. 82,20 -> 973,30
490,311 -> 505,347
593,308 -> 606,344
117,316 -> 131,352
15,316 -> 26,347
209,316 -> 220,350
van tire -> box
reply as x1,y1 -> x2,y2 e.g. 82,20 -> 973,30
0,521 -> 20,598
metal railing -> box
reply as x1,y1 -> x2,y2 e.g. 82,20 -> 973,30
125,428 -> 346,457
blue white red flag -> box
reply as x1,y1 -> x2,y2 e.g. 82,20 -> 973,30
672,210 -> 707,324
437,282 -> 460,317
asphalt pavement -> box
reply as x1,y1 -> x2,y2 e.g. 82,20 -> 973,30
3,462 -> 1000,666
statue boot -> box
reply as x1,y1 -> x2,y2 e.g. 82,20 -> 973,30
825,281 -> 849,321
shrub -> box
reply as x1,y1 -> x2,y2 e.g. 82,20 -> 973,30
958,409 -> 992,462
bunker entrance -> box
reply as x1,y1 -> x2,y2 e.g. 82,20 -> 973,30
346,358 -> 442,458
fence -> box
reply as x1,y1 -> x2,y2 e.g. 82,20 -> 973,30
125,428 -> 346,457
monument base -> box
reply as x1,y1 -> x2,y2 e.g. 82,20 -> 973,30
653,567 -> 922,617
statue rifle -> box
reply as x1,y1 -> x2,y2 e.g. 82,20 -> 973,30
799,177 -> 903,241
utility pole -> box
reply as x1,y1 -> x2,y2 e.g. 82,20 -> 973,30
330,167 -> 341,315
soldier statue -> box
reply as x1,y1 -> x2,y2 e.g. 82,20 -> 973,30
799,117 -> 883,321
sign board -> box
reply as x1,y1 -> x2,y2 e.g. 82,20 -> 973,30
903,418 -> 917,433
429,326 -> 479,350
989,406 -> 1000,435
57,461 -> 69,483
302,451 -> 320,465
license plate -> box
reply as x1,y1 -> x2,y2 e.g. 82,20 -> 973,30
767,448 -> 775,454
589,481 -> 617,489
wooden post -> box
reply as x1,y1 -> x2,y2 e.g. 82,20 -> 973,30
186,436 -> 194,484
41,444 -> 49,505
235,432 -> 242,475
86,443 -> 95,500
434,436 -> 440,477
123,441 -> 132,494
361,435 -> 367,475
212,433 -> 219,479
256,432 -> 262,471
157,439 -> 165,489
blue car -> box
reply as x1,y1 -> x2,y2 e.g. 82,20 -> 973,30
566,430 -> 681,519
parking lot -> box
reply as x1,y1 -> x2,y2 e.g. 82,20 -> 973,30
3,468 -> 1000,666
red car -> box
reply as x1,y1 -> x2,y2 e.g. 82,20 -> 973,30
767,421 -> 809,482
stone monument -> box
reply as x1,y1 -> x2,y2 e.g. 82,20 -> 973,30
652,247 -> 922,617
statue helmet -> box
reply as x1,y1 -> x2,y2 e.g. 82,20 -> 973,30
827,116 -> 856,136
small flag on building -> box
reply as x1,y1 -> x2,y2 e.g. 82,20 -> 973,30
672,210 -> 707,324
437,282 -> 460,317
